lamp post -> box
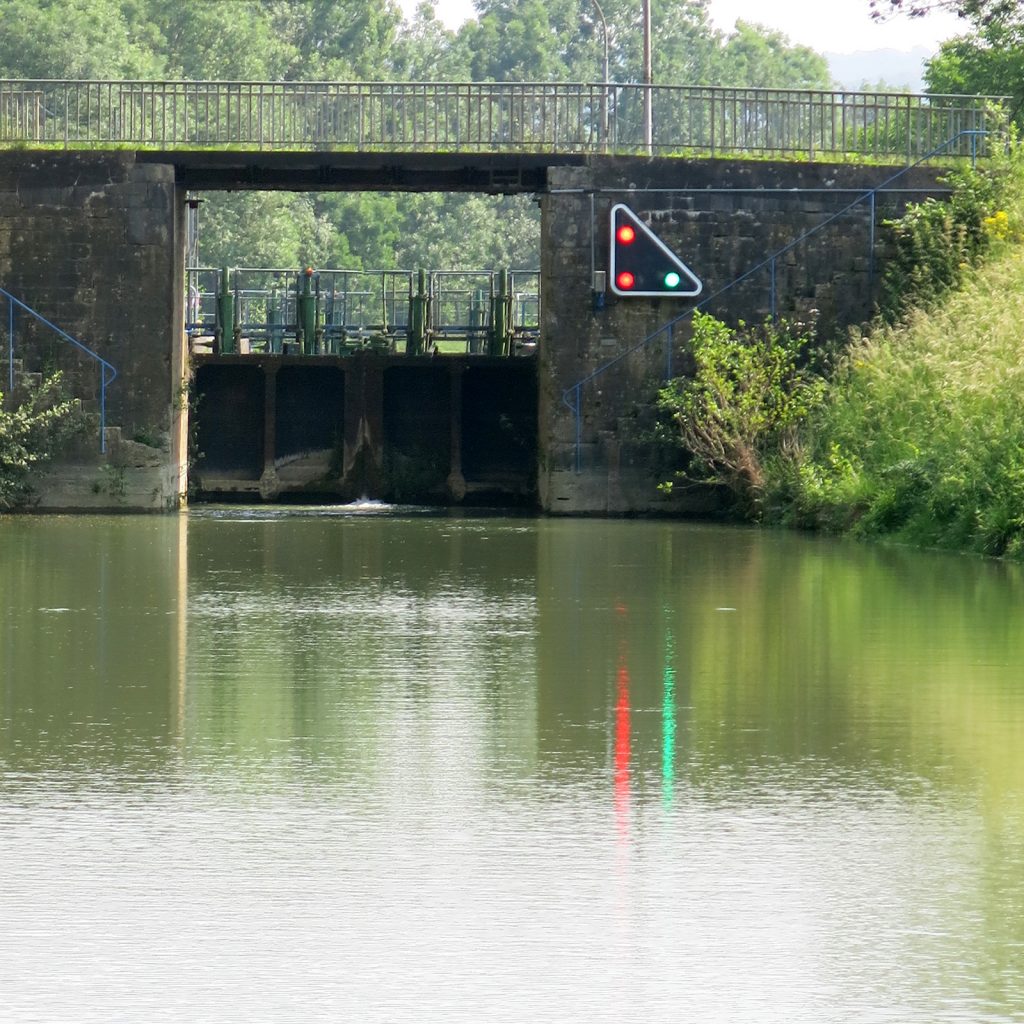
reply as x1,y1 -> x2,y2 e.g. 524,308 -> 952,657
642,0 -> 652,151
589,0 -> 610,146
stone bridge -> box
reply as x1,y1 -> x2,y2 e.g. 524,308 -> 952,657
0,80 -> 995,511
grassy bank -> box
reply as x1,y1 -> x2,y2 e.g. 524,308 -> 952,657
658,150 -> 1024,559
766,246 -> 1024,557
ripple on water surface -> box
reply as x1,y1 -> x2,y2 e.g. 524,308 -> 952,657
1,513 -> 1022,1021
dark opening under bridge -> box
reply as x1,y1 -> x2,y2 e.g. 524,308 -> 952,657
0,80 -> 1006,511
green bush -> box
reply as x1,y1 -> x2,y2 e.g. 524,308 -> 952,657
768,248 -> 1024,557
878,166 -> 998,321
0,372 -> 79,509
656,313 -> 825,517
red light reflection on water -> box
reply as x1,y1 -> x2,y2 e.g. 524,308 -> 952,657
614,603 -> 631,837
614,659 -> 631,831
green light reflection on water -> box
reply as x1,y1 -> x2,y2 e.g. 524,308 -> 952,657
662,616 -> 676,808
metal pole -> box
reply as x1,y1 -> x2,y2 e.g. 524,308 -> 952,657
642,0 -> 652,152
100,368 -> 107,455
8,298 -> 14,394
869,191 -> 877,298
589,0 -> 610,147
574,383 -> 583,473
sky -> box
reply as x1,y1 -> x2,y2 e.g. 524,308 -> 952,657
396,0 -> 968,56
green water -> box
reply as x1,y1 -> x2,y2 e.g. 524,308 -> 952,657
2,509 -> 1023,1022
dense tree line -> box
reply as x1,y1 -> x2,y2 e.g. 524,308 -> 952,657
0,0 -> 833,270
872,0 -> 1024,110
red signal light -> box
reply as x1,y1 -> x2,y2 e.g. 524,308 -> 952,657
609,203 -> 703,299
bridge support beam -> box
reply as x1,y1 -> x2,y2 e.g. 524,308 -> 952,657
0,152 -> 185,510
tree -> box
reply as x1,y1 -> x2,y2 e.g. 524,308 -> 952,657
458,0 -> 586,81
284,0 -> 405,80
197,193 -> 338,271
390,3 -> 473,81
391,194 -> 539,270
719,22 -> 832,90
0,0 -> 164,78
868,0 -> 1023,29
144,0 -> 297,80
925,31 -> 1024,101
656,314 -> 825,516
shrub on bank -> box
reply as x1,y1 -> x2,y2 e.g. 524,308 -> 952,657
0,373 -> 79,509
767,251 -> 1024,557
762,145 -> 1024,557
656,313 -> 825,517
877,166 -> 999,320
661,145 -> 1024,558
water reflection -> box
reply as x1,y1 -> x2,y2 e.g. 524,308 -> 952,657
662,615 -> 676,808
614,603 -> 631,840
1,512 -> 1023,1020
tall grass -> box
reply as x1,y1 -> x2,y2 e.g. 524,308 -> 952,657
653,144 -> 1024,557
768,248 -> 1024,557
754,140 -> 1024,558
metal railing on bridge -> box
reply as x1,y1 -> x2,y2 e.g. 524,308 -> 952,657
0,80 -> 1007,161
188,266 -> 539,357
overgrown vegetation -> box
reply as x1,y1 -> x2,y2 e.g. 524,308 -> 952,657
0,373 -> 81,509
878,164 -> 1001,318
764,195 -> 1024,557
659,143 -> 1024,558
656,314 -> 825,517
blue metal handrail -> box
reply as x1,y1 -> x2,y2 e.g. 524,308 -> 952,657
562,129 -> 991,472
2,286 -> 117,453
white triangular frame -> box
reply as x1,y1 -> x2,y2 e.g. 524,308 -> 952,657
609,203 -> 703,298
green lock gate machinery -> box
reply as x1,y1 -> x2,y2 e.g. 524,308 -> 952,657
187,266 -> 540,357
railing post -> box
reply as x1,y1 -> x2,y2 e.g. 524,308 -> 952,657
100,368 -> 107,455
868,191 -> 877,297
907,93 -> 913,164
7,296 -> 14,394
573,383 -> 583,473
808,93 -> 814,160
710,89 -> 716,157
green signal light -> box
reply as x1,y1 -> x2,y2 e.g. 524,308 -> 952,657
663,271 -> 682,288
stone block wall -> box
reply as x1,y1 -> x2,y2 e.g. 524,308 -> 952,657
0,153 -> 185,509
539,156 -> 946,514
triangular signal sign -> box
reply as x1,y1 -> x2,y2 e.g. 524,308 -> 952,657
609,203 -> 702,298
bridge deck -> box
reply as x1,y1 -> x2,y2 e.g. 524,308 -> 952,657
147,148 -> 573,192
